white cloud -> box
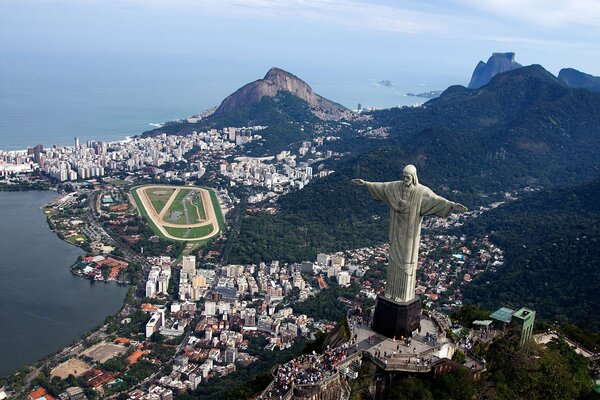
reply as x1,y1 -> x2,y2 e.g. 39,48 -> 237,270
8,0 -> 457,34
456,0 -> 600,28
129,0 -> 455,34
7,0 -> 600,43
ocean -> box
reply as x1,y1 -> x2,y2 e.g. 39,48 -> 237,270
0,54 -> 448,150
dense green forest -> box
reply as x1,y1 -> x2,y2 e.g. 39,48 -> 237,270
461,179 -> 600,330
226,66 -> 600,264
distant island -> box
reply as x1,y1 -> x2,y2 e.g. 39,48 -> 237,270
375,79 -> 394,88
406,89 -> 444,99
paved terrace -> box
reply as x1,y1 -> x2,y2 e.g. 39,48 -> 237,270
256,311 -> 484,399
350,313 -> 455,373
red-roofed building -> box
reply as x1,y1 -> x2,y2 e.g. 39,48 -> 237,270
109,266 -> 122,279
84,369 -> 117,389
142,303 -> 158,312
127,349 -> 148,364
29,387 -> 55,400
317,276 -> 328,290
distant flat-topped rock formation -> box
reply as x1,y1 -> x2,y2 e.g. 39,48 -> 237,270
468,52 -> 523,89
214,67 -> 345,115
558,68 -> 600,92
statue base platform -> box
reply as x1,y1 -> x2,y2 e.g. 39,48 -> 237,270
372,296 -> 421,338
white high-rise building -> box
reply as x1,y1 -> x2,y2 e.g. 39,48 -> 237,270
182,256 -> 196,275
189,373 -> 202,390
146,280 -> 156,298
336,271 -> 351,287
145,311 -> 163,338
331,255 -> 345,268
205,301 -> 216,316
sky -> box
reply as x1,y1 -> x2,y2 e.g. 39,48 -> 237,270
1,0 -> 600,121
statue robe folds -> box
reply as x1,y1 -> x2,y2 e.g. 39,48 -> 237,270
366,181 -> 455,303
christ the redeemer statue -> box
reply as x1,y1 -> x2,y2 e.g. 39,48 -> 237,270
353,165 -> 467,303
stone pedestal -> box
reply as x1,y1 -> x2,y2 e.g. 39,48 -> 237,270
372,296 -> 421,338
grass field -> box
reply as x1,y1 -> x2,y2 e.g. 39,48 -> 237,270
147,188 -> 176,214
106,179 -> 129,186
189,192 -> 207,221
163,189 -> 208,225
163,189 -> 191,224
66,234 -> 87,244
164,224 -> 214,238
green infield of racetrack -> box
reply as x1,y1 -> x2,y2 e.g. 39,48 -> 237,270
146,187 -> 176,215
163,188 -> 208,225
189,192 -> 207,221
131,185 -> 223,242
163,189 -> 190,224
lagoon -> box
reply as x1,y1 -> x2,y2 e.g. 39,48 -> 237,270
0,191 -> 127,376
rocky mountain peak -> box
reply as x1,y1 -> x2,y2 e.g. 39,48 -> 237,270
468,52 -> 523,89
214,67 -> 344,116
264,67 -> 291,80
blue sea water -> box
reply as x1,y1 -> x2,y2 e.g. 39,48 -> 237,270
0,54 -> 451,150
0,55 -> 214,150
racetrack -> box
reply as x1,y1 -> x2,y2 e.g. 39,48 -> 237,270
132,185 -> 222,242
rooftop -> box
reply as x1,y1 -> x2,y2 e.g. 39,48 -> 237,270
489,307 -> 515,324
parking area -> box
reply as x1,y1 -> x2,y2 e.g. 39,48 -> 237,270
81,341 -> 128,363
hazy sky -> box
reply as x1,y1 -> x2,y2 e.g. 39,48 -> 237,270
2,0 -> 600,108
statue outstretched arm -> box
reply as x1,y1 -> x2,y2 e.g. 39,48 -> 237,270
420,188 -> 468,217
452,202 -> 468,213
352,179 -> 400,209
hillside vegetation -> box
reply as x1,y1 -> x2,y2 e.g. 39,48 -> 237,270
461,179 -> 600,330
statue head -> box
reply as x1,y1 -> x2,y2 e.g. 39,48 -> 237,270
402,164 -> 418,187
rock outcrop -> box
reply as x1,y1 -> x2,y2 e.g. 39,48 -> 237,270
558,68 -> 600,92
468,52 -> 522,89
214,67 -> 345,115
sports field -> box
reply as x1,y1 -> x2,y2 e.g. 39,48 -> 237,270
131,185 -> 223,242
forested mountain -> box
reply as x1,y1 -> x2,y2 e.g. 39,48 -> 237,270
142,68 -> 349,155
368,65 -> 600,189
558,68 -> 600,92
460,179 -> 600,330
226,65 -> 600,264
143,91 -> 320,155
